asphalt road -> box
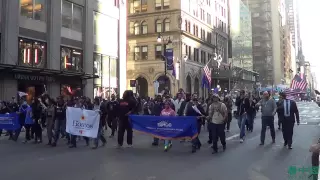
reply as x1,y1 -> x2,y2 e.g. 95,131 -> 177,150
1,102 -> 320,180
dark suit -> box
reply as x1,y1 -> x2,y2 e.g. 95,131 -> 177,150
278,99 -> 299,146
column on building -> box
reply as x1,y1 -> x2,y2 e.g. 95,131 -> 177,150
46,0 -> 62,98
83,1 -> 94,98
0,0 -> 19,101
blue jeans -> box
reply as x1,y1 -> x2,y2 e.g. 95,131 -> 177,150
237,114 -> 247,139
246,114 -> 254,131
94,126 -> 106,147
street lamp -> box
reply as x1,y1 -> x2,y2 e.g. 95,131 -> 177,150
157,33 -> 172,77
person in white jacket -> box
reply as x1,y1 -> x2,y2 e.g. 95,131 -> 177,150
174,93 -> 184,113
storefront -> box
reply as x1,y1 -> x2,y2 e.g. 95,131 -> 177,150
93,53 -> 119,99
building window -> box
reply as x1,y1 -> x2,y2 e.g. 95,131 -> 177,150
201,51 -> 206,64
93,53 -> 102,77
188,21 -> 191,32
19,38 -> 46,68
134,47 -> 140,60
141,46 -> 148,60
141,21 -> 148,34
207,13 -> 211,25
61,0 -> 83,32
133,0 -> 141,13
163,0 -> 169,8
194,48 -> 199,62
134,22 -> 140,35
20,0 -> 47,22
61,46 -> 82,71
155,45 -> 162,59
141,0 -> 147,12
155,0 -> 161,9
155,19 -> 162,33
164,18 -> 170,32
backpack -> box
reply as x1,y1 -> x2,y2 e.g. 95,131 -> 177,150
210,102 -> 226,120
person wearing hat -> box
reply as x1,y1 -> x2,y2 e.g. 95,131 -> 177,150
207,94 -> 228,154
278,92 -> 299,149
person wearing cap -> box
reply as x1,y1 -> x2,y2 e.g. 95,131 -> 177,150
207,94 -> 228,154
255,91 -> 277,145
278,92 -> 299,149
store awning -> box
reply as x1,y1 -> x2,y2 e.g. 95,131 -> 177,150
0,64 -> 99,80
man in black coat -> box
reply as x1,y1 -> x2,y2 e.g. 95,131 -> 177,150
278,92 -> 299,149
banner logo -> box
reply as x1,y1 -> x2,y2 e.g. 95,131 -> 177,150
157,121 -> 172,128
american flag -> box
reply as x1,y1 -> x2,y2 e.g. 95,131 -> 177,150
290,74 -> 307,91
203,64 -> 211,85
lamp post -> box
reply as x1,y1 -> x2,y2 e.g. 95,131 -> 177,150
157,33 -> 172,77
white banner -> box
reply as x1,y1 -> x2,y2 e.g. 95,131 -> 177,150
66,107 -> 100,138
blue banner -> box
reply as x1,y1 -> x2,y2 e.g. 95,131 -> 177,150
0,113 -> 20,130
129,115 -> 198,140
165,49 -> 174,70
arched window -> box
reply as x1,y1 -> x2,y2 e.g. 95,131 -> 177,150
141,21 -> 148,34
155,19 -> 162,33
164,18 -> 170,32
134,22 -> 140,35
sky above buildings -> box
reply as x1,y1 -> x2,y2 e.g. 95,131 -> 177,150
299,0 -> 319,89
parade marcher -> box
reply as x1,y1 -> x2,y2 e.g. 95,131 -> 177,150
45,98 -> 55,145
276,97 -> 284,130
235,90 -> 247,143
116,90 -> 136,148
51,97 -> 67,147
178,93 -> 191,116
142,97 -> 154,115
255,91 -> 277,145
92,97 -> 107,149
151,95 -> 164,146
173,93 -> 184,113
0,102 -> 13,139
13,99 -> 30,142
208,94 -> 228,154
223,96 -> 233,132
69,98 -> 89,148
106,94 -> 118,137
184,93 -> 206,153
244,95 -> 256,132
31,98 -> 43,143
278,92 -> 299,149
160,100 -> 176,152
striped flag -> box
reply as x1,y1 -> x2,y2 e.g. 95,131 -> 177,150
203,64 -> 211,85
290,74 -> 307,91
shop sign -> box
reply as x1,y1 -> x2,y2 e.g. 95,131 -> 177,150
14,74 -> 55,82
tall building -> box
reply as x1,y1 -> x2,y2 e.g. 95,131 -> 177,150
231,0 -> 253,70
285,0 -> 297,49
0,0 -> 127,102
126,0 -> 228,98
247,0 -> 283,86
282,25 -> 293,85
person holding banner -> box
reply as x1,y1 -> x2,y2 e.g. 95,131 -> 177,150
208,94 -> 228,154
160,100 -> 176,152
13,99 -> 32,142
116,90 -> 136,148
0,102 -> 11,137
92,97 -> 107,149
183,93 -> 206,153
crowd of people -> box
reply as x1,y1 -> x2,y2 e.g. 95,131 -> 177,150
0,87 -> 300,153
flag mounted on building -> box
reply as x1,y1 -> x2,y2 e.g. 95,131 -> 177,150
202,63 -> 211,89
290,74 -> 307,91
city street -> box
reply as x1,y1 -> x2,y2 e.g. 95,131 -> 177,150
1,102 -> 320,180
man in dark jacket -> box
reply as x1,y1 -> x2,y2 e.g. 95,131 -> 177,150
177,93 -> 191,116
184,93 -> 206,153
235,90 -> 247,142
151,95 -> 164,146
278,92 -> 299,149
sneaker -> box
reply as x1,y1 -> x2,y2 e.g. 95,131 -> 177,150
164,145 -> 169,152
127,144 -> 133,148
240,139 -> 244,143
